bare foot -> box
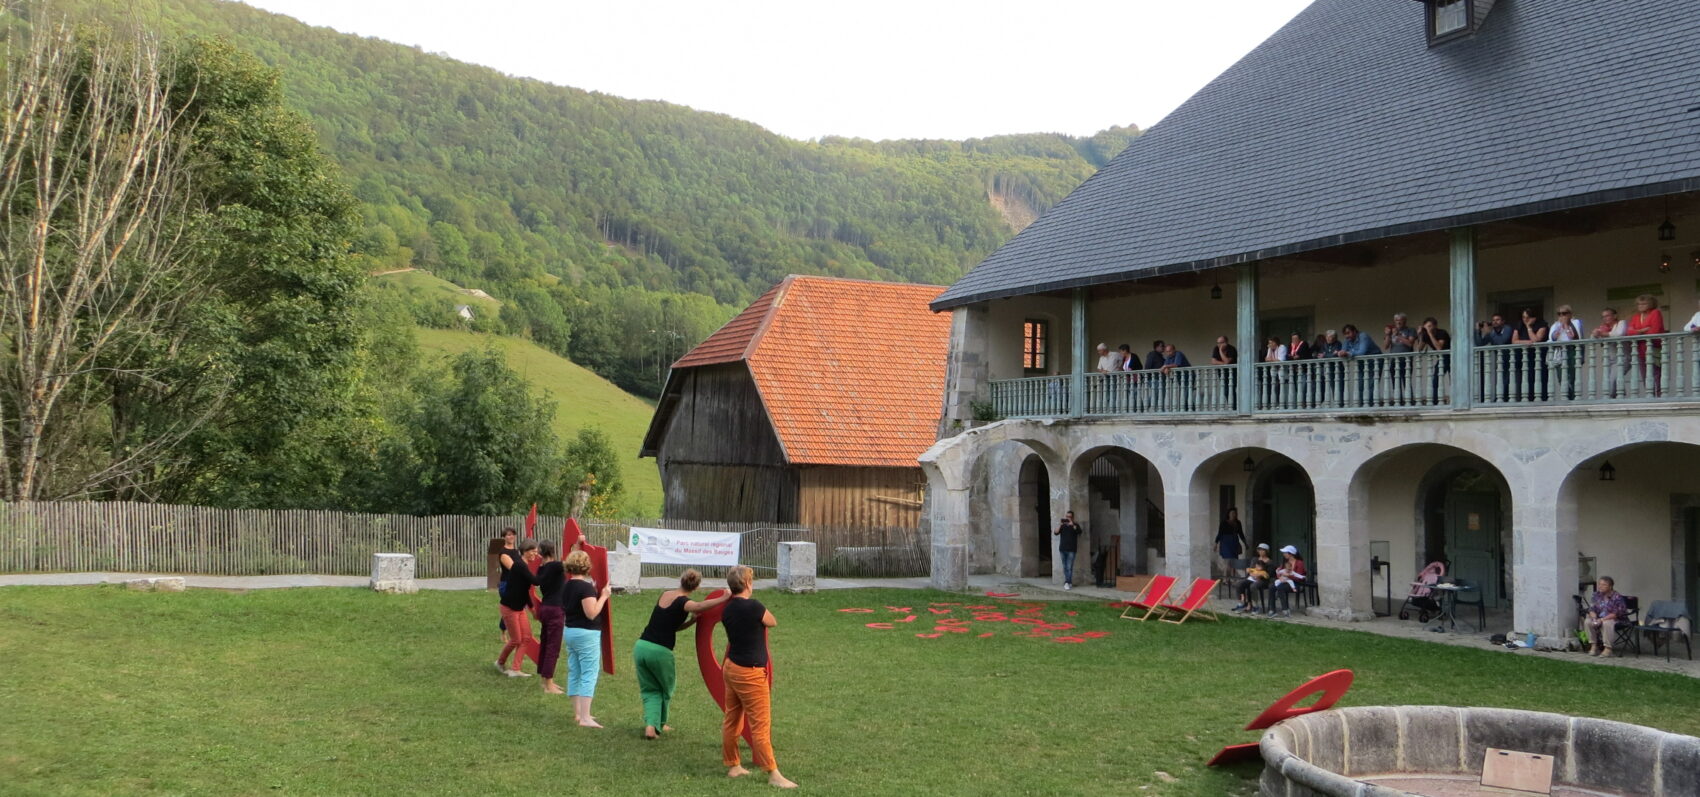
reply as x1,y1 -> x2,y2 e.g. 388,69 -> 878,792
769,772 -> 799,789
644,726 -> 659,740
543,685 -> 564,695
577,718 -> 604,728
727,766 -> 751,779
661,725 -> 674,733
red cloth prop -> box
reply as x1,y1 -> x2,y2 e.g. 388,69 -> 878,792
524,503 -> 538,538
561,518 -> 615,675
693,588 -> 773,747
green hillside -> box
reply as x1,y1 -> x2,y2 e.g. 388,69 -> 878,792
53,0 -> 1138,398
412,328 -> 662,516
376,269 -> 500,314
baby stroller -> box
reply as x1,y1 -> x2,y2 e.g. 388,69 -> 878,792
1398,561 -> 1447,622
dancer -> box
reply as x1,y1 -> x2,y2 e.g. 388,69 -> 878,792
495,528 -> 519,639
562,550 -> 611,727
535,541 -> 567,694
495,538 -> 537,677
720,565 -> 797,789
634,569 -> 730,739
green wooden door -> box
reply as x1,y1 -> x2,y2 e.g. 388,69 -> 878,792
1684,508 -> 1699,621
1446,493 -> 1502,608
1271,482 -> 1315,566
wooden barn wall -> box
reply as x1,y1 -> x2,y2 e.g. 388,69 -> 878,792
797,466 -> 925,528
657,364 -> 797,522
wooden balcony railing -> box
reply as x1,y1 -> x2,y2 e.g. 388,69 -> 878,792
1476,332 -> 1699,406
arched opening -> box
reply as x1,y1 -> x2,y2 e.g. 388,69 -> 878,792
1020,454 -> 1052,577
1188,449 -> 1315,587
1250,459 -> 1316,568
1069,446 -> 1164,586
1354,445 -> 1513,617
1559,442 -> 1700,620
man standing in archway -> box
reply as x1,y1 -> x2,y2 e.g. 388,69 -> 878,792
1055,511 -> 1084,590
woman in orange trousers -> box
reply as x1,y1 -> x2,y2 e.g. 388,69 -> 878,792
719,565 -> 797,789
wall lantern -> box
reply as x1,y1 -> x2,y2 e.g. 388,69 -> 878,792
1598,461 -> 1616,482
1658,196 -> 1676,241
1691,249 -> 1700,269
1660,253 -> 1673,273
1211,284 -> 1224,300
1242,456 -> 1257,472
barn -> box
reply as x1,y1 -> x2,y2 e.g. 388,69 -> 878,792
639,275 -> 951,527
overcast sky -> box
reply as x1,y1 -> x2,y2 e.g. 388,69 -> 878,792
242,0 -> 1314,142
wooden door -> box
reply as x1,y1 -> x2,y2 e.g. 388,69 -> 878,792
1684,507 -> 1699,621
1446,493 -> 1502,607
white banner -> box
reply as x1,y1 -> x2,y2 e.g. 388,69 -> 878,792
626,527 -> 742,566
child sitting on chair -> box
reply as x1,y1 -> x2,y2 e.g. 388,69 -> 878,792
1232,543 -> 1274,614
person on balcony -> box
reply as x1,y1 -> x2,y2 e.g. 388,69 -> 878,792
1627,294 -> 1666,396
1287,333 -> 1311,361
1260,336 -> 1288,406
1685,298 -> 1700,333
1549,306 -> 1583,400
1593,307 -> 1629,399
1417,317 -> 1451,405
1475,314 -> 1514,401
1383,314 -> 1418,402
1095,342 -> 1122,373
1315,330 -> 1343,405
1211,336 -> 1238,408
1513,309 -> 1550,402
1159,343 -> 1193,411
1117,343 -> 1141,412
1584,576 -> 1629,658
1335,325 -> 1381,406
1144,340 -> 1167,371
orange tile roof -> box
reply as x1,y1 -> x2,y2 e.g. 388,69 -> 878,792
669,275 -> 950,468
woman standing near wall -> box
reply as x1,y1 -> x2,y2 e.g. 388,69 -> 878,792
562,550 -> 611,727
720,565 -> 797,789
633,569 -> 730,739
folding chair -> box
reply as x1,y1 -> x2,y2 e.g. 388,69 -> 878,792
1159,578 -> 1221,625
1118,574 -> 1177,621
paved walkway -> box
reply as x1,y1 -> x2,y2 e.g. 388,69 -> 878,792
3,571 -> 1693,678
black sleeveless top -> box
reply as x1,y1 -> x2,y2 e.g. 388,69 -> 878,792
639,595 -> 691,649
722,597 -> 768,668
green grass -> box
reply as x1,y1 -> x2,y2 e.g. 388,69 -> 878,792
2,587 -> 1696,796
374,269 -> 502,314
413,327 -> 661,516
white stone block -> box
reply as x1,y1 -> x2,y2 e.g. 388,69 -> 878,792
607,550 -> 642,594
370,552 -> 417,594
777,541 -> 817,593
124,577 -> 185,592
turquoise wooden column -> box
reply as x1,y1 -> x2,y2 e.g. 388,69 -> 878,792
1070,287 -> 1087,418
1237,263 -> 1258,414
1449,228 -> 1476,409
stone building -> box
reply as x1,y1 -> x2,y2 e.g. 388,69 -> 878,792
642,275 -> 950,527
923,0 -> 1700,645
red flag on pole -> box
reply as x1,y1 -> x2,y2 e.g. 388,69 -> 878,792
524,504 -> 538,538
562,518 -> 615,674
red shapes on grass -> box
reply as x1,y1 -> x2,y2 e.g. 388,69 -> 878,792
1080,631 -> 1111,639
929,602 -> 962,606
964,604 -> 999,610
885,606 -> 912,613
934,625 -> 970,634
978,632 -> 995,638
936,618 -> 970,625
972,613 -> 1008,622
838,608 -> 875,613
865,622 -> 896,630
1066,611 -> 1078,617
1010,617 -> 1047,626
895,615 -> 918,623
986,591 -> 1020,598
1053,636 -> 1088,644
1039,623 -> 1076,631
928,608 -> 953,615
915,633 -> 942,639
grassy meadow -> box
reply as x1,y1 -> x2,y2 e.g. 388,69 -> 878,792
2,586 -> 1697,796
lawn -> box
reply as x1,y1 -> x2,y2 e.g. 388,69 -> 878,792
1,586 -> 1696,796
413,327 -> 661,516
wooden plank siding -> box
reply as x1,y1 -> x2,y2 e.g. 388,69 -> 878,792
655,363 -> 800,522
797,466 -> 925,528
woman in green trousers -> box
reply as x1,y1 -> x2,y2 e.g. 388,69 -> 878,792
633,569 -> 729,739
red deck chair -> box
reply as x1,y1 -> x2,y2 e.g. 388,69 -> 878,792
1118,574 -> 1177,621
1158,578 -> 1221,624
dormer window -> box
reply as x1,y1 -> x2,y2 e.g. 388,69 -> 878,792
1423,0 -> 1495,47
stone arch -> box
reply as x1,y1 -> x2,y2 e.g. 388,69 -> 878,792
967,439 -> 1063,578
1183,447 -> 1317,595
1065,443 -> 1167,586
1347,442 -> 1516,621
1555,440 -> 1700,633
922,419 -> 1070,588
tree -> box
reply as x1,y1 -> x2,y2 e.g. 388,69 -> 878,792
559,426 -> 624,518
0,21 -> 206,500
411,349 -> 563,516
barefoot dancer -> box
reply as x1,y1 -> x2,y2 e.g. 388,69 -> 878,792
495,528 -> 519,645
534,541 -> 567,694
562,550 -> 611,727
634,569 -> 730,739
720,566 -> 797,789
495,539 -> 537,677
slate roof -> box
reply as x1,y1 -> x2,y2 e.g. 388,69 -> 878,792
933,0 -> 1700,310
646,275 -> 951,468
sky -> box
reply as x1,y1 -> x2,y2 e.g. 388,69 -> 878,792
242,0 -> 1315,142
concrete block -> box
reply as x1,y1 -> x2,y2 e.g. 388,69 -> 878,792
124,577 -> 185,592
1341,706 -> 1399,776
607,550 -> 641,594
776,541 -> 816,593
1397,706 -> 1464,774
369,552 -> 417,594
1569,718 -> 1659,796
1462,707 -> 1570,772
1657,732 -> 1700,796
930,543 -> 968,591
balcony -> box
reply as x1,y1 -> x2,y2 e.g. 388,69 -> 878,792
987,332 -> 1700,419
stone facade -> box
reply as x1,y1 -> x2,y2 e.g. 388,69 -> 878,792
923,409 -> 1700,642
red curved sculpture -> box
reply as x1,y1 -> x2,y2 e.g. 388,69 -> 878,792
561,518 -> 615,675
694,588 -> 772,746
1207,669 -> 1355,767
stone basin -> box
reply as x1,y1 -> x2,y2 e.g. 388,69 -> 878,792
1258,706 -> 1700,796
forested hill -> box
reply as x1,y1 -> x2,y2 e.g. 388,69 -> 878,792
75,0 -> 1136,396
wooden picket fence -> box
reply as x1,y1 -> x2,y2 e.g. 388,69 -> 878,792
0,502 -> 930,578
